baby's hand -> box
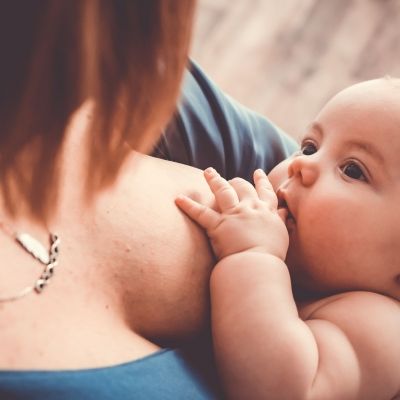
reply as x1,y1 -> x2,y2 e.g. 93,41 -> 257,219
175,168 -> 289,261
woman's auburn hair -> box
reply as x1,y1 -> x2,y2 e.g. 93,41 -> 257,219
0,0 -> 196,221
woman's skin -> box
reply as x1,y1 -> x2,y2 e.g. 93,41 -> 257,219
0,103 -> 216,370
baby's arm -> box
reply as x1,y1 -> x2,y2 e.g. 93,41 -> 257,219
176,168 -> 400,400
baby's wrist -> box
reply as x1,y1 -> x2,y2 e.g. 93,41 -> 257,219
210,251 -> 290,296
247,246 -> 287,261
213,250 -> 286,273
216,245 -> 286,264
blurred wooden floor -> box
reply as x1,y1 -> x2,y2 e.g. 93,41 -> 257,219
192,0 -> 400,140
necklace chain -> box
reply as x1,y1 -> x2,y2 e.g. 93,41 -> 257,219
0,221 -> 60,303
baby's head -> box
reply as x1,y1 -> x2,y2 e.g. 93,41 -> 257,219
269,78 -> 400,300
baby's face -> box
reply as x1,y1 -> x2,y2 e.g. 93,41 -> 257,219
268,79 -> 400,300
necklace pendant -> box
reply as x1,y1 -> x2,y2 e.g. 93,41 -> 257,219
15,233 -> 50,265
0,227 -> 60,302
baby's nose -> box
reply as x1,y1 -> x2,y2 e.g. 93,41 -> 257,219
288,155 -> 319,186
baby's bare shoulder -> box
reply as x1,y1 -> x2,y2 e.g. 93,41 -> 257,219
306,291 -> 400,343
306,291 -> 400,317
306,291 -> 400,398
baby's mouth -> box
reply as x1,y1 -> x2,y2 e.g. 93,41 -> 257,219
277,197 -> 296,224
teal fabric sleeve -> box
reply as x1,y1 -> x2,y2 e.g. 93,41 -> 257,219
153,60 -> 299,180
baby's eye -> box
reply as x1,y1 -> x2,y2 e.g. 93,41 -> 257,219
341,162 -> 367,181
301,142 -> 317,156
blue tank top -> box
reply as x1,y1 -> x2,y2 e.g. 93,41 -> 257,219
0,347 -> 222,399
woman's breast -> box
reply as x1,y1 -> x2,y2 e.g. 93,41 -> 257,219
96,154 -> 216,344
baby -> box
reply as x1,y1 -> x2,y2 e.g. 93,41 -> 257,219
176,78 -> 400,399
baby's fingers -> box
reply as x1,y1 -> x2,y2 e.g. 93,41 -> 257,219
254,169 -> 278,208
204,168 -> 239,211
175,195 -> 220,230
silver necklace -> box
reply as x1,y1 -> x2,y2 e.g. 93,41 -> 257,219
0,221 -> 60,302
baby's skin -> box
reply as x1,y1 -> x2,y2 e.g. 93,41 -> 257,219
176,78 -> 400,400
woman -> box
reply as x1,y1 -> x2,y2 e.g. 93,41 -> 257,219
0,2 -> 296,398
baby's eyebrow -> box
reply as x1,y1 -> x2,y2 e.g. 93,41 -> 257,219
308,122 -> 324,138
344,140 -> 384,165
309,121 -> 384,165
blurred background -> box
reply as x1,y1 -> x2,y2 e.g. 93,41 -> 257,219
192,0 -> 400,141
